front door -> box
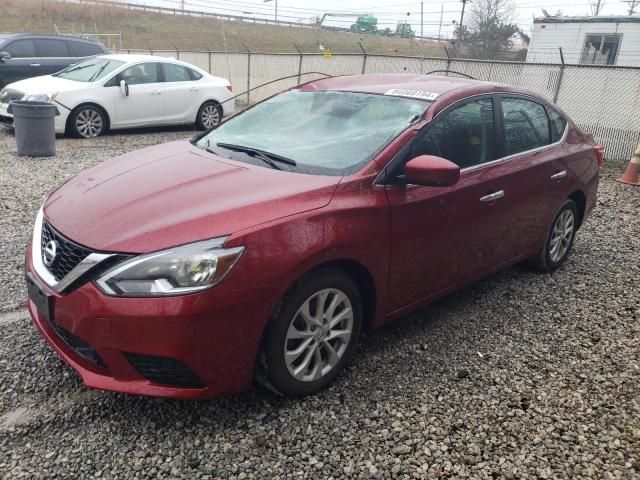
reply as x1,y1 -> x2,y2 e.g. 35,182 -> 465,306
0,38 -> 38,88
386,96 -> 514,311
113,62 -> 165,126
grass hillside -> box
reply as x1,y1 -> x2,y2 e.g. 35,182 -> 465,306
0,0 -> 446,57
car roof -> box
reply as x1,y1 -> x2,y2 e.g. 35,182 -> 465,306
99,53 -> 191,64
0,33 -> 102,44
301,74 -> 504,97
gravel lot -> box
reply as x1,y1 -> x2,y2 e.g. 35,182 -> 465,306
0,126 -> 638,479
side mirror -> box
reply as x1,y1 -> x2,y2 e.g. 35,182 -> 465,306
119,79 -> 129,96
0,51 -> 11,62
403,155 -> 460,187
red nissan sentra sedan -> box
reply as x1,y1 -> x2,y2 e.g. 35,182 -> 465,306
25,74 -> 602,399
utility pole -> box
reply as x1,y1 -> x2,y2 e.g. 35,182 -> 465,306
264,0 -> 277,24
421,2 -> 424,38
181,0 -> 185,14
438,4 -> 443,40
454,0 -> 469,56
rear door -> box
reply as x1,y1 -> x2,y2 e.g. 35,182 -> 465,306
159,62 -> 201,123
0,38 -> 38,87
495,96 -> 568,255
34,38 -> 73,76
386,96 -> 517,310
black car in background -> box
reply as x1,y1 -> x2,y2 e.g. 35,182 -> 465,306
0,33 -> 108,89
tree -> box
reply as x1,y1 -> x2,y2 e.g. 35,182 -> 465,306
456,0 -> 519,59
621,0 -> 639,15
589,0 -> 605,15
540,8 -> 564,17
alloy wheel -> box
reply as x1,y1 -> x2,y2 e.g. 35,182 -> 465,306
75,109 -> 103,138
549,209 -> 575,262
284,288 -> 354,383
201,104 -> 221,129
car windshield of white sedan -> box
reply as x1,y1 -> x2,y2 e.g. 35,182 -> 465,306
54,58 -> 125,82
198,90 -> 430,175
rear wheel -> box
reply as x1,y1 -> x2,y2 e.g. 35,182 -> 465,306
528,199 -> 578,272
69,105 -> 107,138
260,269 -> 362,396
196,100 -> 222,130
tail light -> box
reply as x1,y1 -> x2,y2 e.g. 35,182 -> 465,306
594,144 -> 605,167
226,85 -> 232,92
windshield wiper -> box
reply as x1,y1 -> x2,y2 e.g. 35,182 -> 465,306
55,63 -> 95,76
216,143 -> 297,168
88,62 -> 109,82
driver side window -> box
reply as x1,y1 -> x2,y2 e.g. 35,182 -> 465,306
118,62 -> 160,85
410,98 -> 495,169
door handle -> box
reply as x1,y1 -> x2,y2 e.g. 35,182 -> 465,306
151,90 -> 162,95
30,63 -> 41,67
190,87 -> 198,92
480,190 -> 504,202
550,170 -> 567,180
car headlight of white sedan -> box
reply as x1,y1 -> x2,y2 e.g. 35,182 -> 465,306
24,92 -> 58,103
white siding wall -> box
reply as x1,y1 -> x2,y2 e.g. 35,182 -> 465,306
526,22 -> 640,66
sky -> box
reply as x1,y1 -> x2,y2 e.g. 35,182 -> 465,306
134,0 -> 635,39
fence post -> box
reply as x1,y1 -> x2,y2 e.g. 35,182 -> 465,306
444,46 -> 452,75
244,44 -> 251,105
554,47 -> 565,104
294,44 -> 303,85
359,42 -> 367,74
208,50 -> 212,74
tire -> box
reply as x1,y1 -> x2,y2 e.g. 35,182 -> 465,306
196,100 -> 222,130
528,199 -> 578,272
260,269 -> 363,397
68,105 -> 107,138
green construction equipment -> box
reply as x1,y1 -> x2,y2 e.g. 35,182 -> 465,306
317,13 -> 378,34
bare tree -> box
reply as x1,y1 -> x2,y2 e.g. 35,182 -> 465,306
621,0 -> 639,15
589,0 -> 605,15
456,0 -> 518,59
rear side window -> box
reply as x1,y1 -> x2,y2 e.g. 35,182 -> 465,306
409,98 -> 495,169
163,63 -> 192,82
4,39 -> 36,58
36,39 -> 70,57
67,41 -> 103,57
548,108 -> 567,143
189,68 -> 203,80
501,98 -> 550,155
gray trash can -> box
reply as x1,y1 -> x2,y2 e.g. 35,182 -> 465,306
7,101 -> 60,157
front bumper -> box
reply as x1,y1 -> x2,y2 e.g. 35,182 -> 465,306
25,248 -> 281,399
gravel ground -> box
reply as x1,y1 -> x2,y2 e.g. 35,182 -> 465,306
0,126 -> 638,479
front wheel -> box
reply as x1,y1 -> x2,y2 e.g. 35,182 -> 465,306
69,105 -> 107,138
528,199 -> 578,272
196,100 -> 222,130
260,269 -> 362,397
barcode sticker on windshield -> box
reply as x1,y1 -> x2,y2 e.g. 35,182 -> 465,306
384,89 -> 438,100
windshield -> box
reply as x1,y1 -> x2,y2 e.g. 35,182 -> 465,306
197,90 -> 430,176
54,58 -> 125,82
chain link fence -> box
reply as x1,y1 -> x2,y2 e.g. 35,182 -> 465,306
120,48 -> 640,160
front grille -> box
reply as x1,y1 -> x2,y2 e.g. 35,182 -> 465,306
52,324 -> 107,369
41,221 -> 93,281
0,88 -> 24,104
124,353 -> 205,388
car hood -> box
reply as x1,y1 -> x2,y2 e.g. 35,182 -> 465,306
5,75 -> 88,95
44,141 -> 342,253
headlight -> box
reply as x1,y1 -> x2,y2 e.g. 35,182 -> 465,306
25,92 -> 58,103
96,237 -> 245,297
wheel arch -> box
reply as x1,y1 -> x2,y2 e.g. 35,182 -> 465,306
568,190 -> 587,228
65,102 -> 111,136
